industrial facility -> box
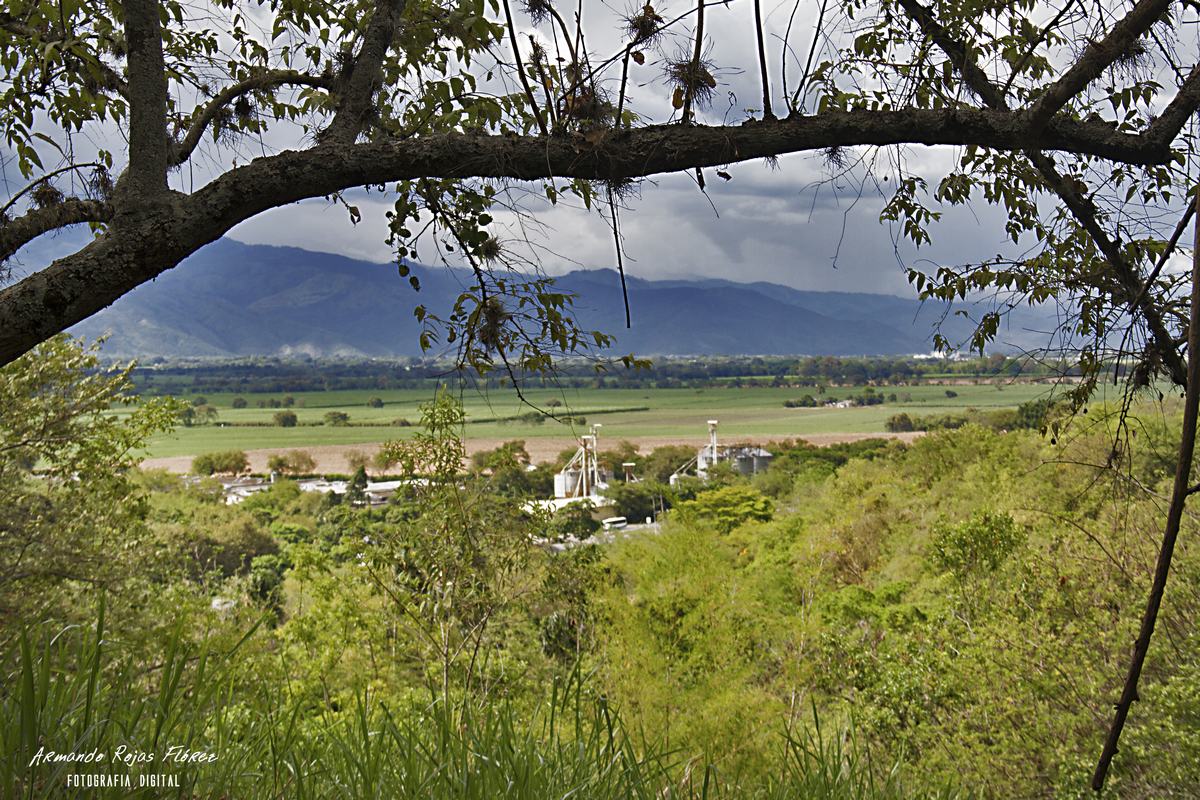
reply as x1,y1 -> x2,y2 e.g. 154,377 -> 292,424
553,424 -> 611,500
672,420 -> 773,484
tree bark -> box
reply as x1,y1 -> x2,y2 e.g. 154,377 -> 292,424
121,0 -> 170,198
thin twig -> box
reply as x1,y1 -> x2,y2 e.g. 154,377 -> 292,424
753,0 -> 773,119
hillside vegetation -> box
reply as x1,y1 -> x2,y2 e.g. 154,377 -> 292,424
2,338 -> 1197,798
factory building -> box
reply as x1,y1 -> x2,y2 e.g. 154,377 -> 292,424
673,420 -> 773,483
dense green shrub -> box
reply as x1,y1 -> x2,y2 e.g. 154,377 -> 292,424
267,450 -> 316,475
606,480 -> 666,522
192,449 -> 249,475
677,485 -> 773,533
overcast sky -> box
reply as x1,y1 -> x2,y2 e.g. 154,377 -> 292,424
222,150 -> 1014,297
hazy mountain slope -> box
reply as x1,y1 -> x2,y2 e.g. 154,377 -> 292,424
69,239 -> 1036,358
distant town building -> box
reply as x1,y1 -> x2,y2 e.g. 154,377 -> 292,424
530,425 -> 616,519
217,474 -> 408,506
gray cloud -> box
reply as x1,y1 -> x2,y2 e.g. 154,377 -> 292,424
229,148 -> 1017,298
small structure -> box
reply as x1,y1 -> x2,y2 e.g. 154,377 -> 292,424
221,476 -> 272,505
553,424 -> 611,499
672,420 -> 773,484
530,424 -> 616,520
221,476 -> 409,507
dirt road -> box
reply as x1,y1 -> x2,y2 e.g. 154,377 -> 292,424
139,431 -> 924,474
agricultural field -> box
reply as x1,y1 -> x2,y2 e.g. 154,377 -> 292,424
137,378 -> 1089,468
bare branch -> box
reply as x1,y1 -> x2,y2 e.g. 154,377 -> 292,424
502,0 -> 547,135
1023,0 -> 1173,131
753,0 -> 773,119
682,0 -> 706,123
0,163 -> 106,219
0,199 -> 112,264
172,71 -> 338,166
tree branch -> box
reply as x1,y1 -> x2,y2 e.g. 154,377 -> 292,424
0,199 -> 112,264
1145,62 -> 1200,149
1092,187 -> 1200,792
1023,0 -> 1173,131
0,13 -> 128,97
172,71 -> 338,166
1000,0 -> 1080,96
501,0 -> 546,135
0,163 -> 106,219
899,0 -> 1188,385
753,0 -> 773,119
898,3 -> 1197,784
121,0 -> 170,197
1028,151 -> 1188,385
0,100 -> 1189,368
682,0 -> 706,123
325,0 -> 407,143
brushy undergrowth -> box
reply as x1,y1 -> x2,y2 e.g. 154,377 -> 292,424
1,601 -> 958,800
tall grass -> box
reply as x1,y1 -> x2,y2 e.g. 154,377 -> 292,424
1,606 -> 960,799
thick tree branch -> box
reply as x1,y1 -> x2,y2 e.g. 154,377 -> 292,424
121,0 -> 170,197
0,199 -> 112,264
0,100 -> 1190,368
1146,62 -> 1200,149
0,201 -> 191,367
1024,0 -> 1174,131
172,71 -> 338,166
325,0 -> 407,143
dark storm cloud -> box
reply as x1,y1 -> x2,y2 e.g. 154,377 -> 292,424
230,149 -> 1017,298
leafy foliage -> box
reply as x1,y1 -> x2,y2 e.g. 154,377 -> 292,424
0,336 -> 179,624
678,485 -> 774,533
192,449 -> 250,475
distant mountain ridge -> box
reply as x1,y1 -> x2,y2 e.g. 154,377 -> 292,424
68,239 -> 1049,358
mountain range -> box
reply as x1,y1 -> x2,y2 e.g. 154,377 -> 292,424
67,239 -> 1052,358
